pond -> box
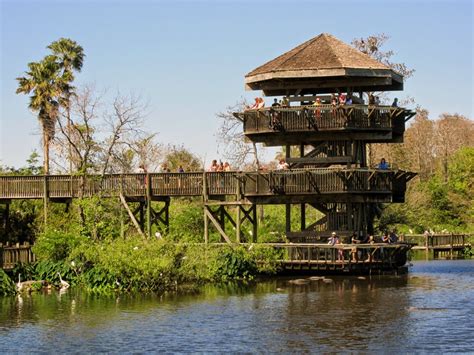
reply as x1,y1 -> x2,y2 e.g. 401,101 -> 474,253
1,260 -> 473,352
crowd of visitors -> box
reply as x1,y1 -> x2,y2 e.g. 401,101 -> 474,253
327,230 -> 401,262
245,93 -> 400,111
208,160 -> 231,172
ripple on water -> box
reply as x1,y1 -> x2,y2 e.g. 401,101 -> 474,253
0,260 -> 473,352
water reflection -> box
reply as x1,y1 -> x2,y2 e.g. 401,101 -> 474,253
0,260 -> 473,352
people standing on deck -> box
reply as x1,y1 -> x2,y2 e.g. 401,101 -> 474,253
209,159 -> 219,172
277,159 -> 289,170
389,230 -> 398,243
281,96 -> 289,107
247,97 -> 259,110
313,97 -> 321,120
338,93 -> 346,105
374,96 -> 380,106
328,232 -> 340,245
328,232 -> 343,261
136,164 -> 147,187
136,164 -> 146,174
331,94 -> 337,118
270,98 -> 281,129
391,98 -> 398,107
256,97 -> 265,109
377,158 -> 390,170
177,165 -> 185,173
217,161 -> 225,172
351,232 -> 363,261
160,163 -> 171,173
223,162 -> 231,171
346,95 -> 353,105
368,93 -> 375,105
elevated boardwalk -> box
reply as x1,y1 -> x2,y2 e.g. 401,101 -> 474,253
401,234 -> 471,259
0,168 -> 413,204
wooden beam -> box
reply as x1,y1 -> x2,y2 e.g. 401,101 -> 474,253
119,193 -> 146,239
204,208 -> 233,246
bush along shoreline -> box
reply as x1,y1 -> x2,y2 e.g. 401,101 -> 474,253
1,234 -> 283,296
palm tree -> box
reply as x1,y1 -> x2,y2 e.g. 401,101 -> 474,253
16,55 -> 62,175
47,38 -> 85,172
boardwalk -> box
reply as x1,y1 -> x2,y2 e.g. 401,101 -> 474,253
1,241 -> 409,274
402,234 -> 471,259
0,168 -> 412,203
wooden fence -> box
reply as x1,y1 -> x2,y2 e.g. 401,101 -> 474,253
0,242 -> 35,270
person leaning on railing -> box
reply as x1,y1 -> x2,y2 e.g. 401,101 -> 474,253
377,158 -> 390,170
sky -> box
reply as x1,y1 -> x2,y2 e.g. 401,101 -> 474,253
1,0 -> 472,169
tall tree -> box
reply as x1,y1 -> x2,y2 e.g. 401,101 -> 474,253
352,33 -> 415,167
48,38 -> 85,172
16,55 -> 62,174
216,99 -> 263,170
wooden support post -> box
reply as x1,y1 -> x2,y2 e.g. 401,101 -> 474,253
252,204 -> 257,243
2,202 -> 9,234
119,193 -> 146,238
120,176 -> 124,238
203,172 -> 208,244
348,203 -> 353,231
286,204 -> 291,233
425,233 -> 429,260
219,205 -> 225,235
204,208 -> 233,246
300,203 -> 305,231
146,173 -> 152,238
450,233 -> 453,259
43,175 -> 49,227
139,202 -> 145,231
236,185 -> 241,243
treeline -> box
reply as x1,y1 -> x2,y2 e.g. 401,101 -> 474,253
372,110 -> 473,233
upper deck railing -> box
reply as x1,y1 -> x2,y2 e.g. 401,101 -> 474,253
0,168 -> 412,200
241,104 -> 410,135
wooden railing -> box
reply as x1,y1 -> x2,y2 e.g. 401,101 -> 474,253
242,169 -> 393,195
265,242 -> 411,268
0,168 -> 407,200
0,243 -> 35,270
242,104 -> 408,134
401,234 -> 471,249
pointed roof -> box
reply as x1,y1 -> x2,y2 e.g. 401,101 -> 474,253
245,33 -> 403,95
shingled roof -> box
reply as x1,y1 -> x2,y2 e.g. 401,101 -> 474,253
245,33 -> 403,95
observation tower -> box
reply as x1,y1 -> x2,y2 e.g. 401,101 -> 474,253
237,33 -> 416,242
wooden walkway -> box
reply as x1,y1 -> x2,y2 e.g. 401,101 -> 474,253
0,168 -> 413,203
402,234 -> 471,258
1,241 -> 409,274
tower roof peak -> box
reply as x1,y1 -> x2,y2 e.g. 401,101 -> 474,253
245,33 -> 403,95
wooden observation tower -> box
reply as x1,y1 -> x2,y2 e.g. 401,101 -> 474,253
238,33 -> 416,241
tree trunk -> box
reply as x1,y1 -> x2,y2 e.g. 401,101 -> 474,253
43,130 -> 50,175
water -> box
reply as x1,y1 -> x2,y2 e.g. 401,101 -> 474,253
1,260 -> 473,352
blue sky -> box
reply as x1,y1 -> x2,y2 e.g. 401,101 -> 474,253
1,0 -> 472,169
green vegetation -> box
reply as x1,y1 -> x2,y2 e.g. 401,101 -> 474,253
377,146 -> 474,234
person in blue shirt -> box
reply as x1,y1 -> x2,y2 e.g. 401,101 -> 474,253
377,158 -> 390,170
